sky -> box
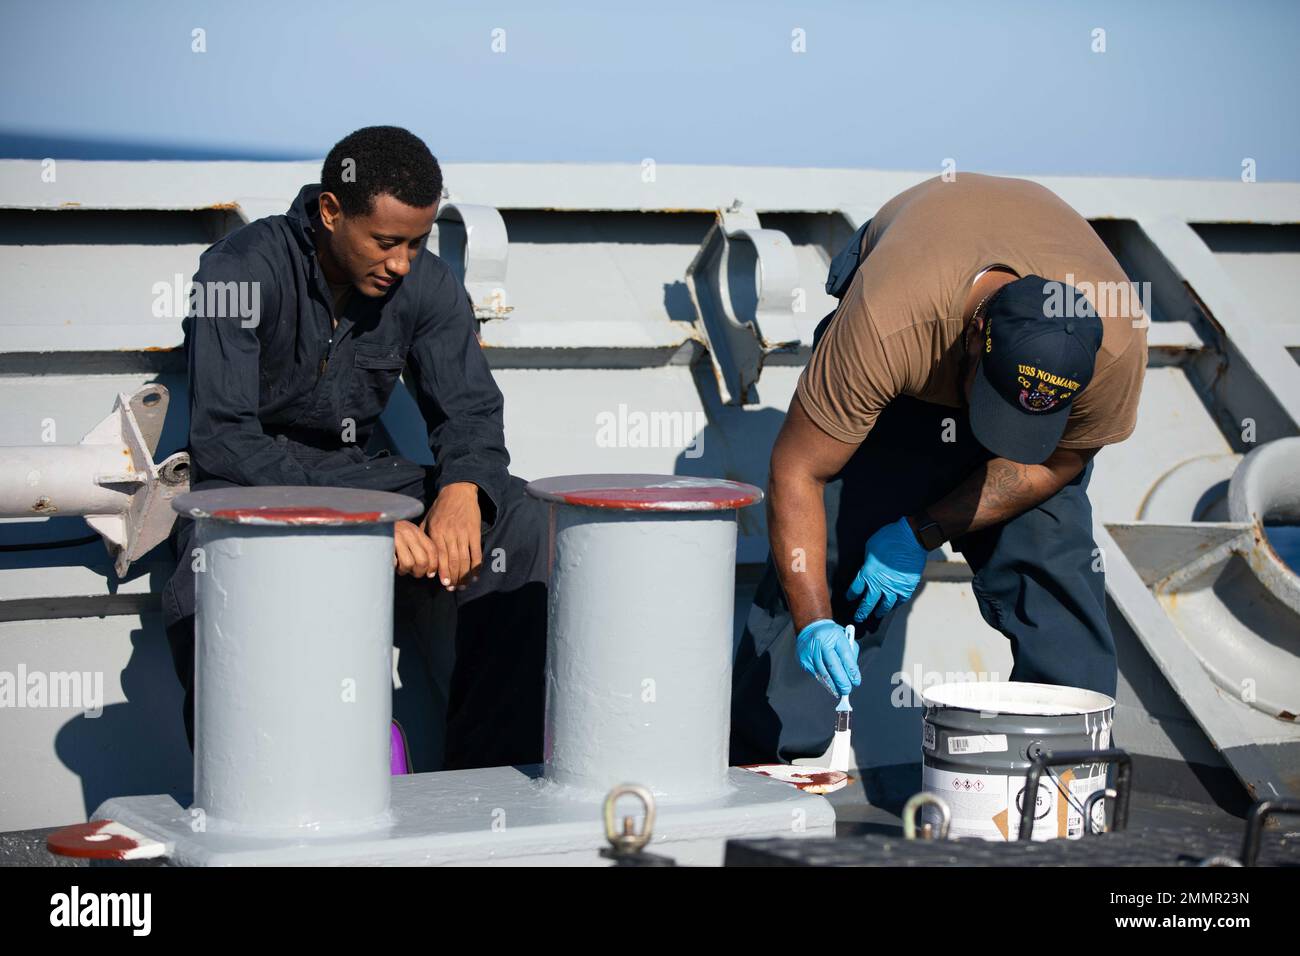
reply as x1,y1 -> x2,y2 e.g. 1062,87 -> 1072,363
1,0 -> 1297,180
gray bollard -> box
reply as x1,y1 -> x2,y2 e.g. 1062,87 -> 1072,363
75,476 -> 835,865
526,474 -> 763,802
175,486 -> 422,835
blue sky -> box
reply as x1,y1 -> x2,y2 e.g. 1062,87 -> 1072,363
1,0 -> 1296,180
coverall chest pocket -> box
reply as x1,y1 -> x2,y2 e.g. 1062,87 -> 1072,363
348,345 -> 408,424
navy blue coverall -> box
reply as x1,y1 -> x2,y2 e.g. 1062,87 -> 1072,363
161,185 -> 548,770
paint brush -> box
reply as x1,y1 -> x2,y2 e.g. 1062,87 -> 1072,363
794,626 -> 855,773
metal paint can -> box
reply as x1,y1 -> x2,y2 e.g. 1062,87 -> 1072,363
919,681 -> 1116,841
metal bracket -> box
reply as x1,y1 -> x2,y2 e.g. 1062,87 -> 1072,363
86,386 -> 190,577
1018,748 -> 1132,842
685,204 -> 802,405
433,202 -> 513,321
1239,797 -> 1300,866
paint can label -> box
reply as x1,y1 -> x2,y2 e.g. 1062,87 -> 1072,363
923,764 -> 1109,841
947,733 -> 1008,756
1008,775 -> 1059,840
922,721 -> 936,752
922,765 -> 1010,840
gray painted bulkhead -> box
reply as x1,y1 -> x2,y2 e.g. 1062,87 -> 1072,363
2,160 -> 1299,832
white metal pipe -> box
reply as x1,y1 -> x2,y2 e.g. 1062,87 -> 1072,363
0,444 -> 133,516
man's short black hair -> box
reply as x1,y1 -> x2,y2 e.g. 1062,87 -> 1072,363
321,126 -> 443,216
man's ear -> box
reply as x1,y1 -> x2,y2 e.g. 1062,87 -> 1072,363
318,191 -> 342,233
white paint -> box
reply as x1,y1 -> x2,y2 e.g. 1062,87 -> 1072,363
921,681 -> 1115,716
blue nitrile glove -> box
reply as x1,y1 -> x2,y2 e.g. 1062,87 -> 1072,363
796,620 -> 861,697
846,516 -> 929,623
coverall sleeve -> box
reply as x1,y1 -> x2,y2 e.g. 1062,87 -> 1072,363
402,261 -> 512,529
185,250 -> 315,487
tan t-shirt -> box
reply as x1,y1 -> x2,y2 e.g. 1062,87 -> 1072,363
796,173 -> 1147,450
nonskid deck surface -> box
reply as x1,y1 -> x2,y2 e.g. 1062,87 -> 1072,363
0,773 -> 1260,867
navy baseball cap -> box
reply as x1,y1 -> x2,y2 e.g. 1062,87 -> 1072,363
968,275 -> 1104,464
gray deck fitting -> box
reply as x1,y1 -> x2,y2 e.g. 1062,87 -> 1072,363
93,766 -> 835,866
81,478 -> 836,866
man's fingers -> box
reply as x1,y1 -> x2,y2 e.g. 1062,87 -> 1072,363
414,530 -> 438,579
432,533 -> 452,587
393,529 -> 416,577
853,582 -> 881,623
448,533 -> 468,588
824,650 -> 852,697
393,522 -> 426,578
874,591 -> 897,619
812,652 -> 837,697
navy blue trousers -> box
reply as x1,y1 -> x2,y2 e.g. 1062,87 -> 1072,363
730,330 -> 1116,766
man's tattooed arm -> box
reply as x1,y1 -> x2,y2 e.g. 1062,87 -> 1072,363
922,446 -> 1100,541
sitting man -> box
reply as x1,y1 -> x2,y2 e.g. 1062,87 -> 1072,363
162,126 -> 548,770
731,173 -> 1147,764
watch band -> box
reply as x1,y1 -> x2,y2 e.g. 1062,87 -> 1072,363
913,511 -> 946,552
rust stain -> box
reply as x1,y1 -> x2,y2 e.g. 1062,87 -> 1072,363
31,496 -> 56,514
1250,513 -> 1289,570
207,201 -> 240,211
1280,711 -> 1297,721
1182,280 -> 1225,338
211,506 -> 382,525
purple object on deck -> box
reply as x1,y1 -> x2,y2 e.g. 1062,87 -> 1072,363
390,719 -> 411,775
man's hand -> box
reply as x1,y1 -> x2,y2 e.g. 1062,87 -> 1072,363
420,481 -> 483,590
393,520 -> 438,578
846,516 -> 929,623
796,620 -> 860,697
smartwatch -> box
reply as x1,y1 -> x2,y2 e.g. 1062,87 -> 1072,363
912,511 -> 946,552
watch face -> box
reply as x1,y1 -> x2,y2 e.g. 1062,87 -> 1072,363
919,521 -> 945,552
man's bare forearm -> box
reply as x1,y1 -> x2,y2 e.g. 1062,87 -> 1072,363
767,470 -> 833,634
926,448 -> 1096,540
